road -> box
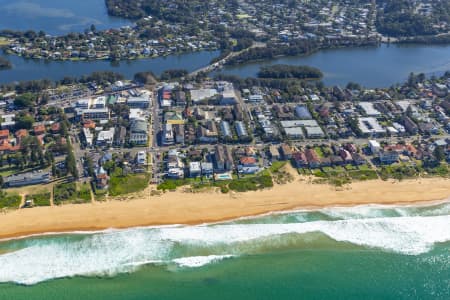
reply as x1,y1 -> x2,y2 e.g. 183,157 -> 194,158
188,42 -> 266,77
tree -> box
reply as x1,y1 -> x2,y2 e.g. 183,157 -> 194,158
434,146 -> 445,162
15,115 -> 35,130
14,93 -> 36,108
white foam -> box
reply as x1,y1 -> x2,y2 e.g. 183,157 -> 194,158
160,215 -> 450,255
173,255 -> 234,268
1,214 -> 450,285
0,229 -> 171,285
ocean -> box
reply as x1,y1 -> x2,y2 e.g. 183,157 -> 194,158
0,202 -> 449,299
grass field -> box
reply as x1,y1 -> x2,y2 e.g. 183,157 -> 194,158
109,169 -> 149,196
0,192 -> 21,209
26,192 -> 51,206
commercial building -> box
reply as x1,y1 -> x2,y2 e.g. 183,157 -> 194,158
163,124 -> 174,145
96,128 -> 115,146
129,119 -> 148,145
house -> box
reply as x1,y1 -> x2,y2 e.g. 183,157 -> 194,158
83,119 -> 96,129
433,83 -> 448,97
269,145 -> 280,161
369,140 -> 381,154
418,122 -> 439,135
330,155 -> 345,166
15,129 -> 28,144
339,149 -> 353,163
201,162 -> 214,176
320,157 -> 332,167
0,129 -> 9,141
51,123 -> 61,134
379,151 -> 399,164
189,162 -> 202,177
136,151 -> 147,165
292,151 -> 308,168
0,114 -> 15,129
33,124 -> 46,136
279,144 -> 293,160
0,140 -> 20,154
352,153 -> 366,165
95,166 -> 109,190
305,149 -> 320,168
238,156 -> 259,174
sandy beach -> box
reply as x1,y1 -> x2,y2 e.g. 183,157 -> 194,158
0,171 -> 449,240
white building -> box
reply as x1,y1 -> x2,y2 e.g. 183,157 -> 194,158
369,140 -> 381,154
96,128 -> 115,146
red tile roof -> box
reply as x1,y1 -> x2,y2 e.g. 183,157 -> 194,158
0,129 -> 9,140
240,156 -> 257,165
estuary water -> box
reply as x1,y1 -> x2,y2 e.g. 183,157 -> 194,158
1,201 -> 450,299
0,0 -> 131,35
215,43 -> 450,88
0,50 -> 220,84
1,1 -> 450,86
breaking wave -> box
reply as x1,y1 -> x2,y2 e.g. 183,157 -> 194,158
0,204 -> 450,285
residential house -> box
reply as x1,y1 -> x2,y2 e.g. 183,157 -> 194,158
269,145 -> 280,161
305,148 -> 320,168
279,144 -> 293,160
238,156 -> 259,174
95,166 -> 109,190
189,162 -> 202,177
201,162 -> 214,176
33,124 -> 46,136
292,151 -> 308,168
379,151 -> 399,164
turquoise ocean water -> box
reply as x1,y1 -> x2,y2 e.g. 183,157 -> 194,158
1,202 -> 450,299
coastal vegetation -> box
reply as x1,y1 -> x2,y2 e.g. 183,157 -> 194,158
0,191 -> 21,209
53,182 -> 91,205
25,192 -> 51,207
108,168 -> 149,196
224,37 -> 380,66
376,0 -> 450,37
0,57 -> 12,70
258,65 -> 323,80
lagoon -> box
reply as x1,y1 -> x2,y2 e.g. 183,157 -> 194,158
0,0 -> 131,35
216,44 -> 450,88
0,51 -> 220,84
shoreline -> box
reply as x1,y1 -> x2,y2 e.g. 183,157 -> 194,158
0,173 -> 449,241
